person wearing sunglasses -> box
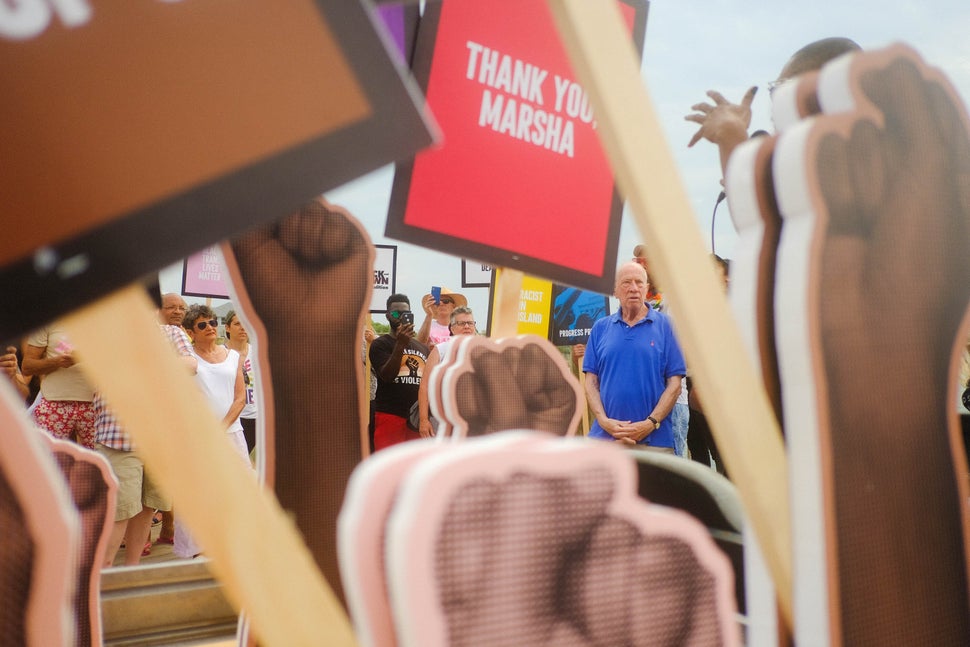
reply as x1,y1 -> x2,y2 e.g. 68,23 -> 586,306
369,293 -> 430,450
417,287 -> 468,347
177,304 -> 250,557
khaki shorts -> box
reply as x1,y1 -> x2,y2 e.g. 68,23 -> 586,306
97,444 -> 171,521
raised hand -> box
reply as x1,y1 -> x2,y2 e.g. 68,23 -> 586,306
383,434 -> 739,647
686,86 -> 758,174
229,198 -> 371,334
438,336 -> 583,438
766,44 -> 970,644
226,197 -> 373,605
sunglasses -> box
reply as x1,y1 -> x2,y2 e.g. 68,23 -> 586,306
440,297 -> 455,305
195,319 -> 219,331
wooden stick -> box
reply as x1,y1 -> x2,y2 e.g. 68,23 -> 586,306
63,285 -> 357,647
547,0 -> 792,627
578,370 -> 590,435
492,268 -> 524,338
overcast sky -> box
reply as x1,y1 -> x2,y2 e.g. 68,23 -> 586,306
162,0 -> 970,323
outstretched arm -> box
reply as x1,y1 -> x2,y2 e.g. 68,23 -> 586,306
686,86 -> 758,176
415,294 -> 434,346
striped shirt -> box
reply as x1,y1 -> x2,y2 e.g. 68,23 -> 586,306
94,324 -> 193,451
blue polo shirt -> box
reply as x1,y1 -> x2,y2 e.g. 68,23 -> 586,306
582,307 -> 686,447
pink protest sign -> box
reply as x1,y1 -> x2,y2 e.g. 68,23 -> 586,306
182,246 -> 230,299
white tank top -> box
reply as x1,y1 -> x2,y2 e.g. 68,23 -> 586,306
193,347 -> 243,433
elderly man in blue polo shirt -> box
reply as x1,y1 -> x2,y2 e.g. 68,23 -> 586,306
583,261 -> 686,451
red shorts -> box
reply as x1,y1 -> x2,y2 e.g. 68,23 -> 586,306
32,397 -> 96,449
373,412 -> 420,451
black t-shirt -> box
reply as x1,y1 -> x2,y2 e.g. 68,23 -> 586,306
368,334 -> 430,418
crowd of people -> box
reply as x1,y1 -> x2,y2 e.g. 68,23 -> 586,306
1,291 -> 258,567
13,35 -> 967,578
362,270 -> 721,464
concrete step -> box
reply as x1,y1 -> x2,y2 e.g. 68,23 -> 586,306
100,559 -> 237,646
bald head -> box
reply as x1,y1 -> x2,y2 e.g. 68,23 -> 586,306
615,261 -> 648,291
614,262 -> 649,312
776,37 -> 861,83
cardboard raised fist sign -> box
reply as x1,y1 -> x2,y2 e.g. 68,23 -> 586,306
726,43 -> 970,645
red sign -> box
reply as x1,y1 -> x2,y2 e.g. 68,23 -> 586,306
387,0 -> 648,293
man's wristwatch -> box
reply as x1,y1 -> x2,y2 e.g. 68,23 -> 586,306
647,416 -> 660,431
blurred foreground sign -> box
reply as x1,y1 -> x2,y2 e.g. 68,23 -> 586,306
0,0 -> 433,339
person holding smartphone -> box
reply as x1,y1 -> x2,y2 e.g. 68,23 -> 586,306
369,294 -> 430,450
417,286 -> 468,347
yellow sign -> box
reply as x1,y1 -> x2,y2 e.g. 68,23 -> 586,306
491,269 -> 553,337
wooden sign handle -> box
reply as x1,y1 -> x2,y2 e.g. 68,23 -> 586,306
492,268 -> 524,338
547,0 -> 793,628
578,371 -> 590,435
63,285 -> 358,647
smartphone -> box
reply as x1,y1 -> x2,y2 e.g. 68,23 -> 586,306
431,286 -> 441,305
401,311 -> 414,326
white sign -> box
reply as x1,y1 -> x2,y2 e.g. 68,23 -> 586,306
370,245 -> 398,313
462,259 -> 493,288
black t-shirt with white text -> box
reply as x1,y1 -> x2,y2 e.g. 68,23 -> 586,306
368,334 -> 429,418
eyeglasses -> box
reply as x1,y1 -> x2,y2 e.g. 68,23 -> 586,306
195,319 -> 219,331
440,297 -> 455,305
452,320 -> 476,328
767,78 -> 788,97
163,304 -> 186,312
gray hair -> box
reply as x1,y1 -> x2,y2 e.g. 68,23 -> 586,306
450,306 -> 474,325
